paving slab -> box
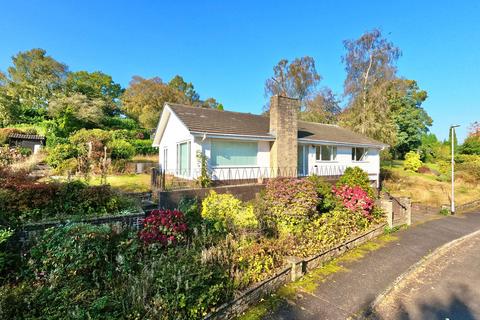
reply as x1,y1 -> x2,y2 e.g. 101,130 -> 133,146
263,211 -> 480,320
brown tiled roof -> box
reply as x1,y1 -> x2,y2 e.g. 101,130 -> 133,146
167,103 -> 387,147
8,133 -> 46,141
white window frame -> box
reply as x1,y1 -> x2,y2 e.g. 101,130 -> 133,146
352,147 -> 368,162
162,147 -> 168,171
315,145 -> 337,162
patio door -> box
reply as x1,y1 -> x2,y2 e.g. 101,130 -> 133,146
297,145 -> 308,176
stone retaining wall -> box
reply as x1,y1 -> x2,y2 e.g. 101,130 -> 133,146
205,224 -> 386,320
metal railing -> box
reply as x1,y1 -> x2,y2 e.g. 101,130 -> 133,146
151,165 -> 357,191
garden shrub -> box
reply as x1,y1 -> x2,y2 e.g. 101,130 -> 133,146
69,128 -> 112,145
233,237 -> 291,290
0,128 -> 23,145
417,165 -> 432,174
131,139 -> 157,155
201,191 -> 258,233
307,175 -> 336,212
0,228 -> 13,273
139,209 -> 188,246
0,177 -> 137,225
178,197 -> 202,230
262,178 -> 318,234
14,223 -> 141,319
126,243 -> 234,319
45,143 -> 78,168
107,139 -> 136,160
403,151 -> 423,172
332,185 -> 375,220
299,206 -> 372,256
337,166 -> 374,197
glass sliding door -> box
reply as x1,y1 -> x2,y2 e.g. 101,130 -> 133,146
297,145 -> 308,176
177,141 -> 191,177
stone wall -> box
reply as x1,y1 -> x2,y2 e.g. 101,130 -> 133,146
205,224 -> 386,320
158,183 -> 266,209
269,95 -> 299,177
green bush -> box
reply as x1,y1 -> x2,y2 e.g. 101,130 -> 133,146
131,139 -> 157,155
307,175 -> 335,212
46,143 -> 78,168
0,128 -> 23,145
337,167 -> 374,197
108,139 -> 136,160
69,128 -> 112,145
262,178 -> 319,235
0,177 -> 137,225
0,228 -> 13,274
460,135 -> 480,155
201,191 -> 258,233
14,224 -> 141,319
403,151 -> 423,172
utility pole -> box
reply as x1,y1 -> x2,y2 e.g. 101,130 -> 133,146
450,125 -> 460,214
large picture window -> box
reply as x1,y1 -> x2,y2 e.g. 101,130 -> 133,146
352,147 -> 367,161
211,140 -> 258,166
177,141 -> 191,175
315,145 -> 337,161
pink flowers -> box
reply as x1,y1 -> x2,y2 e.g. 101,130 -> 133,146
139,209 -> 188,246
332,185 -> 374,220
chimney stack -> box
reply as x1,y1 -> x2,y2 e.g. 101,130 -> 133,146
269,95 -> 299,177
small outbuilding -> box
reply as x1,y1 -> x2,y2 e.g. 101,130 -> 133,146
8,133 -> 46,154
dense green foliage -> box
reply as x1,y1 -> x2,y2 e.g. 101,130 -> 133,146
0,166 -> 385,319
337,166 -> 374,197
0,170 -> 137,226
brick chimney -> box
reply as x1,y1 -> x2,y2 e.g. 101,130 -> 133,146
269,95 -> 299,177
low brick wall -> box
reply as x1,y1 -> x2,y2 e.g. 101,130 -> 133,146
158,183 -> 266,209
205,223 -> 386,320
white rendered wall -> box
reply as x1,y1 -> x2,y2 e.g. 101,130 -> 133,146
158,111 -> 194,178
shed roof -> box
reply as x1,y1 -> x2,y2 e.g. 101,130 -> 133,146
8,133 -> 46,141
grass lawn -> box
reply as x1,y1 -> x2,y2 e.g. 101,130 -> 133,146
88,174 -> 152,193
382,161 -> 480,207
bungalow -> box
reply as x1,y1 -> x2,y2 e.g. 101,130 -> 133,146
152,95 -> 387,186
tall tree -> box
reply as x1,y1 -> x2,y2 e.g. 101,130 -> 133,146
48,93 -> 105,136
5,48 -> 68,120
121,76 -> 188,128
301,87 -> 341,124
65,71 -> 123,116
388,79 -> 431,157
168,75 -> 200,104
341,29 -> 401,144
264,56 -> 321,109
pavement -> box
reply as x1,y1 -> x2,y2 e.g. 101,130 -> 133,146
264,210 -> 480,320
373,229 -> 480,319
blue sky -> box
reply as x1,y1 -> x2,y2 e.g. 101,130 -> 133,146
1,1 -> 479,141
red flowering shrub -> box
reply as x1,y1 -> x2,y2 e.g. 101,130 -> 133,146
139,209 -> 188,246
332,185 -> 374,220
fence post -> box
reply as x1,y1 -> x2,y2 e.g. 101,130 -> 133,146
379,199 -> 393,228
404,198 -> 412,226
287,257 -> 305,281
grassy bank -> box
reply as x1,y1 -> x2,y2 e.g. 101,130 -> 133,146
382,161 -> 480,207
